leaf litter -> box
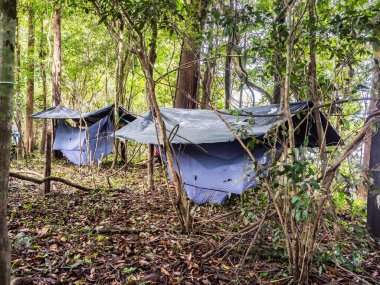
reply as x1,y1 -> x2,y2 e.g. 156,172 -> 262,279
8,158 -> 380,284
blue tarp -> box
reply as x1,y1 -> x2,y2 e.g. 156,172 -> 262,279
53,116 -> 114,165
171,141 -> 270,204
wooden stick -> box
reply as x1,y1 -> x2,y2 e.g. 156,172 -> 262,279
44,133 -> 51,194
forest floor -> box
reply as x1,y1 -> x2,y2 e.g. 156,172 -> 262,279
8,157 -> 380,284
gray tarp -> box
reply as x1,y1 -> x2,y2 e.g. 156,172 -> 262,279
114,102 -> 340,145
30,104 -> 136,126
115,101 -> 340,205
30,106 -> 81,119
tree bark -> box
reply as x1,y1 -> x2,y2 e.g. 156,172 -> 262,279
112,24 -> 124,168
52,7 -> 62,158
25,4 -> 35,153
0,0 -> 17,283
52,8 -> 61,106
148,144 -> 154,191
14,12 -> 23,158
224,36 -> 233,109
174,38 -> 200,109
40,20 -> 47,154
44,133 -> 52,194
201,23 -> 215,109
366,38 -> 380,239
174,0 -> 208,109
201,62 -> 213,109
272,0 -> 285,104
224,0 -> 235,109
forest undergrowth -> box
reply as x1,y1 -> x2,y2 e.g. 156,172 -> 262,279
8,157 -> 380,284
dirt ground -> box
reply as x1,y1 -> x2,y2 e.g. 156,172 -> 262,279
8,158 -> 380,284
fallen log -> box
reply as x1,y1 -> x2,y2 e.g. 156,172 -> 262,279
9,171 -> 93,192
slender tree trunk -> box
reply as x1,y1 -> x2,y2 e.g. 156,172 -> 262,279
140,24 -> 191,231
44,133 -> 52,194
201,63 -> 213,109
224,0 -> 235,109
52,7 -> 62,158
15,12 -> 23,158
0,1 -> 17,283
40,20 -> 47,154
272,0 -> 285,104
25,4 -> 35,153
201,25 -> 215,109
224,39 -> 232,109
52,8 -> 61,106
112,25 -> 124,168
148,144 -> 154,191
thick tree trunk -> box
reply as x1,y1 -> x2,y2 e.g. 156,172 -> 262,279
367,39 -> 380,239
52,7 -> 62,158
174,39 -> 200,109
359,100 -> 374,199
0,0 -> 17,283
40,20 -> 47,154
174,0 -> 208,109
25,4 -> 35,153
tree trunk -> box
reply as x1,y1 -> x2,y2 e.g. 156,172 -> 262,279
148,144 -> 154,191
224,38 -> 232,109
44,133 -> 52,194
224,0 -> 235,109
359,99 -> 374,199
40,20 -> 47,154
140,23 -> 191,231
367,39 -> 380,239
52,7 -> 62,158
201,24 -> 215,109
272,0 -> 285,104
201,63 -> 213,109
174,0 -> 208,109
0,0 -> 17,283
112,25 -> 124,168
15,11 -> 23,158
174,38 -> 200,109
25,4 -> 35,153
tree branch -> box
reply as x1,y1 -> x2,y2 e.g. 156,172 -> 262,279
9,172 -> 94,192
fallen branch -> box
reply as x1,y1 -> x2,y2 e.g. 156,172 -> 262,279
11,171 -> 44,178
95,227 -> 162,235
9,172 -> 94,192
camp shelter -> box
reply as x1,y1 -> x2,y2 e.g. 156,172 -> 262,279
30,104 -> 136,165
115,101 -> 341,204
